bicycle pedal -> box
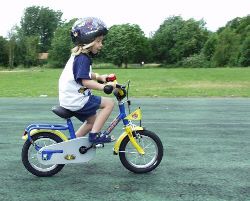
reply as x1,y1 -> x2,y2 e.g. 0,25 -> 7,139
93,143 -> 104,148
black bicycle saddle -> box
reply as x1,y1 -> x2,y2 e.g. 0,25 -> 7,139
51,106 -> 74,119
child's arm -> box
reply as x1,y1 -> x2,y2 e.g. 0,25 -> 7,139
82,78 -> 116,92
82,79 -> 105,91
91,72 -> 107,83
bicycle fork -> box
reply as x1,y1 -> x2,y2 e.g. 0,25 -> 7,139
113,125 -> 145,155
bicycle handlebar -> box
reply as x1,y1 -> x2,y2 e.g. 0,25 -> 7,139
97,74 -> 129,99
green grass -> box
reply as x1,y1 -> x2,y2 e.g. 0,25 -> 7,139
1,67 -> 250,97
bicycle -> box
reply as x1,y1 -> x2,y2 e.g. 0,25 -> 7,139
21,78 -> 163,177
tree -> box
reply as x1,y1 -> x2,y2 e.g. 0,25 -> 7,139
49,20 -> 76,67
7,27 -> 18,69
225,15 -> 250,40
210,16 -> 250,67
20,6 -> 62,52
13,27 -> 27,67
151,16 -> 209,64
239,36 -> 250,66
202,33 -> 218,61
23,36 -> 40,67
0,36 -> 9,66
101,24 -> 150,67
212,28 -> 240,67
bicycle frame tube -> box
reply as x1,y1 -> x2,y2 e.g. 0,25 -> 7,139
119,102 -> 129,126
103,101 -> 128,135
102,101 -> 129,135
66,119 -> 76,139
111,101 -> 145,155
24,118 -> 76,148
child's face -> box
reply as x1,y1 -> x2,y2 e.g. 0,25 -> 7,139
90,36 -> 104,54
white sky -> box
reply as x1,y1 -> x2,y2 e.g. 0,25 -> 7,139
0,0 -> 249,37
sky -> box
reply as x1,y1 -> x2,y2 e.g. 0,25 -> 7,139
0,0 -> 249,37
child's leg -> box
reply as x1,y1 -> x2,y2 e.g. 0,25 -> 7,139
90,97 -> 114,133
76,115 -> 96,137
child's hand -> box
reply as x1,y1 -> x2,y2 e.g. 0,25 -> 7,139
107,81 -> 116,89
96,73 -> 116,83
97,74 -> 108,83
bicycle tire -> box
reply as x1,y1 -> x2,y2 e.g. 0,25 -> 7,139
21,132 -> 65,177
119,130 -> 163,173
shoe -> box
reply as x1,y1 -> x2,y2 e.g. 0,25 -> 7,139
89,132 -> 115,143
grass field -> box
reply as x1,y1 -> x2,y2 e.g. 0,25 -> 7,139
1,67 -> 250,97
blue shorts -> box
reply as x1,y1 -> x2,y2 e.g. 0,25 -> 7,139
74,95 -> 101,122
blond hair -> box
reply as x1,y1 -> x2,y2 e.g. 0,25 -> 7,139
71,41 -> 95,56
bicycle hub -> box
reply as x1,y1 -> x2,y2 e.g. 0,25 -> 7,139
79,146 -> 88,154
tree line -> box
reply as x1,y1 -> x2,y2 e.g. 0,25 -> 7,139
0,6 -> 249,68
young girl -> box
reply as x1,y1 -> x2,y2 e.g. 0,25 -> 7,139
59,17 -> 116,143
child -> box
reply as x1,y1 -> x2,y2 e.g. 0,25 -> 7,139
59,17 -> 116,143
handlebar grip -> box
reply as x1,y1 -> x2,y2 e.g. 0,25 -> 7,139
97,80 -> 104,84
103,85 -> 113,94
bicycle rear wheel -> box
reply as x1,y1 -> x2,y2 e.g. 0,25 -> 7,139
119,130 -> 163,173
22,132 -> 65,177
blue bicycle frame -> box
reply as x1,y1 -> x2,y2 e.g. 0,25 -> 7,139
24,100 -> 129,151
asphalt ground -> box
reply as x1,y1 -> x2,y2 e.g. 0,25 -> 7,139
0,98 -> 249,201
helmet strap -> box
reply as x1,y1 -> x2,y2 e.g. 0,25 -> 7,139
82,41 -> 95,49
71,41 -> 95,56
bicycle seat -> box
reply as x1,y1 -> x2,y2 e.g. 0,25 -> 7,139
52,106 -> 74,119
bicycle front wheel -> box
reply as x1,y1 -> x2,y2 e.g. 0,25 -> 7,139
119,130 -> 163,173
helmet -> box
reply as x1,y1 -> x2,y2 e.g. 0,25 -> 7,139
71,17 -> 108,45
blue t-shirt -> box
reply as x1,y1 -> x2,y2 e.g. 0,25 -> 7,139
73,54 -> 92,85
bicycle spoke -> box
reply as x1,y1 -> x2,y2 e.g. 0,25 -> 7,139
122,134 -> 160,168
28,137 -> 58,172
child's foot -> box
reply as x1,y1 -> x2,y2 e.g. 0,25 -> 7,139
89,132 -> 115,143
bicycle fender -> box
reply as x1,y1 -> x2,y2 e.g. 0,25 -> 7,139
22,129 -> 68,141
113,126 -> 144,155
133,126 -> 144,131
